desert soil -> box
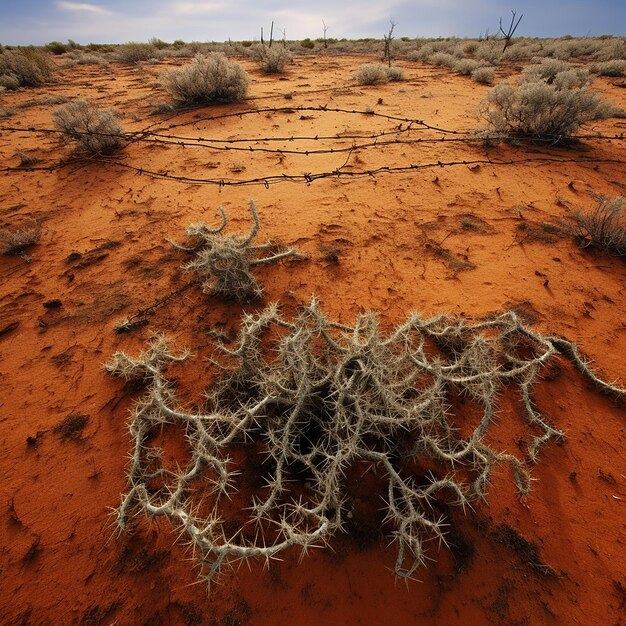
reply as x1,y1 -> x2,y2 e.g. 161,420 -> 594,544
1,54 -> 625,625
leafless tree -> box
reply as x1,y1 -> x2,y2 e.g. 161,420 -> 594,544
499,10 -> 523,52
383,20 -> 396,67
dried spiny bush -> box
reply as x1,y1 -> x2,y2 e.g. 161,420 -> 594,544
354,63 -> 404,85
478,64 -> 615,144
0,48 -> 54,88
52,100 -> 126,155
106,301 -> 625,590
170,201 -> 298,302
163,53 -> 249,105
0,220 -> 42,255
568,195 -> 626,257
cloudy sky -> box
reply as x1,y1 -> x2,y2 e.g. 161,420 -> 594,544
1,0 -> 625,45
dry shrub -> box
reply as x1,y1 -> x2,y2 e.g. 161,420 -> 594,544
163,53 -> 249,105
13,149 -> 39,167
525,57 -> 570,76
0,221 -> 42,255
354,63 -> 404,85
478,64 -> 615,143
568,196 -> 626,257
52,100 -> 126,154
471,66 -> 495,84
257,46 -> 292,74
0,48 -> 54,88
170,201 -> 297,302
106,301 -> 625,589
591,60 -> 626,77
429,52 -> 456,68
386,66 -> 405,81
115,42 -> 157,63
65,51 -> 110,66
453,58 -> 480,76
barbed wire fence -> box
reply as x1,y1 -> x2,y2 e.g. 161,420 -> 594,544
1,105 -> 624,187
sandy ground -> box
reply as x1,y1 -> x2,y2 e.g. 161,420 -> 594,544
1,54 -> 625,625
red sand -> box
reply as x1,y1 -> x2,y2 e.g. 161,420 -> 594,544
1,54 -> 625,625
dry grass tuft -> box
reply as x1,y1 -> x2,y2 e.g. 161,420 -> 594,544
0,220 -> 42,255
568,196 -> 626,257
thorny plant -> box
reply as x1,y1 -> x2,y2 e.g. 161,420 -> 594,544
170,200 -> 299,301
106,300 -> 625,589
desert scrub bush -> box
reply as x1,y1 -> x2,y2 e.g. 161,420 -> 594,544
0,220 -> 42,255
170,201 -> 298,301
567,196 -> 626,256
453,58 -> 480,76
163,53 -> 249,105
429,52 -> 456,68
592,38 -> 626,61
354,63 -> 388,85
106,301 -> 626,589
115,42 -> 157,63
0,48 -> 54,88
65,51 -> 110,66
354,63 -> 404,85
471,66 -> 495,84
386,66 -> 405,81
590,60 -> 626,77
52,100 -> 126,154
257,46 -> 292,74
521,58 -> 573,83
478,65 -> 615,144
45,41 -> 67,55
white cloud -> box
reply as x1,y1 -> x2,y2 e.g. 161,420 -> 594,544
57,1 -> 111,15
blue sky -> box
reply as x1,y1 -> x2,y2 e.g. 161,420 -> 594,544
0,0 -> 625,45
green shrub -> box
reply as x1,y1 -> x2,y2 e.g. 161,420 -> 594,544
300,38 -> 315,49
163,53 -> 249,105
52,100 -> 126,154
149,37 -> 169,50
45,41 -> 67,55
